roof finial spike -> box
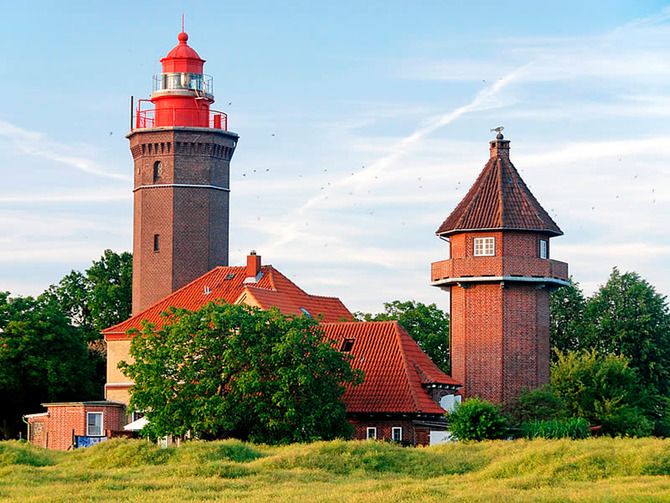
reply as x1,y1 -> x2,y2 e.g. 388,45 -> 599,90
182,12 -> 185,33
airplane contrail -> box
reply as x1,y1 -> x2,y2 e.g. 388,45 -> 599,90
263,64 -> 530,250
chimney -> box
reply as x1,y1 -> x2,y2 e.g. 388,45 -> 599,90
489,133 -> 510,159
246,251 -> 261,282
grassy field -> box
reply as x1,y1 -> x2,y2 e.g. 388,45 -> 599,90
2,437 -> 670,502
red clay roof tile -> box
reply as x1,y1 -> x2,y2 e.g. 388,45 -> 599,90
436,138 -> 562,237
103,264 -> 352,337
321,321 -> 460,415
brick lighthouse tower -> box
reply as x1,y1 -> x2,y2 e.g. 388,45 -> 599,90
128,31 -> 238,315
430,134 -> 569,403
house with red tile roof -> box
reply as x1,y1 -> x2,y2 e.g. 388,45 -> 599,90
322,321 -> 459,444
103,252 -> 460,445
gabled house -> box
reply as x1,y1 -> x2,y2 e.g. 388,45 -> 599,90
102,252 -> 460,445
322,321 -> 459,444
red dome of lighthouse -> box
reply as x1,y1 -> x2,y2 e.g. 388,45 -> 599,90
160,31 -> 205,74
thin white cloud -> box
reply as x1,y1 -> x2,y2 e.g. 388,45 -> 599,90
0,120 -> 130,182
0,188 -> 130,203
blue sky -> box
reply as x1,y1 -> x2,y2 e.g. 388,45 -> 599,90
1,1 -> 669,312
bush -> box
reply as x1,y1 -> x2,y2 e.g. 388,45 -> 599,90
551,349 -> 654,437
520,417 -> 591,439
506,386 -> 565,426
446,398 -> 508,441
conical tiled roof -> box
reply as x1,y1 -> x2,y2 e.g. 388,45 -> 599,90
436,136 -> 562,237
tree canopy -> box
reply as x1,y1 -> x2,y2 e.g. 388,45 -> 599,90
551,349 -> 654,437
551,268 -> 670,397
356,300 -> 450,373
44,249 -> 132,344
120,302 -> 364,444
0,293 -> 98,439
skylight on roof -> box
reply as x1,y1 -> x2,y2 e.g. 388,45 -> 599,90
340,339 -> 355,352
224,273 -> 235,280
300,307 -> 312,318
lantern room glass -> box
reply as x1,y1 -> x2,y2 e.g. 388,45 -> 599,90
153,73 -> 213,95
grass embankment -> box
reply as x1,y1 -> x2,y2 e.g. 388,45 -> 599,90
2,437 -> 670,502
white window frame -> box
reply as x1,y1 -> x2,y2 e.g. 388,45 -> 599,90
539,239 -> 548,259
473,237 -> 495,256
366,427 -> 377,440
392,427 -> 402,442
86,412 -> 103,437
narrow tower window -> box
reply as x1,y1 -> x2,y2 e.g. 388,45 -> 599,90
539,239 -> 548,259
473,237 -> 495,256
153,161 -> 163,183
153,234 -> 160,252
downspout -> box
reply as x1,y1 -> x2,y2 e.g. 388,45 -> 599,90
21,415 -> 30,442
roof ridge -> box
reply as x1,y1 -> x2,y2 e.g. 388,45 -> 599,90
393,322 -> 425,413
102,265 -> 241,333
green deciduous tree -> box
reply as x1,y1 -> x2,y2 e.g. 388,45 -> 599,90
0,293 -> 98,439
356,300 -> 450,373
45,249 -> 132,344
550,278 -> 587,357
550,349 -> 653,437
584,268 -> 670,397
120,302 -> 364,444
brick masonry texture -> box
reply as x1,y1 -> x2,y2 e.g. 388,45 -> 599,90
27,403 -> 125,451
348,418 -> 433,446
443,231 -> 558,402
128,127 -> 237,314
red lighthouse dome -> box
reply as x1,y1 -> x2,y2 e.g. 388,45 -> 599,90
134,31 -> 227,130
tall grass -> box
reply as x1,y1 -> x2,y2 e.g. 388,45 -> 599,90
1,438 -> 670,502
520,417 -> 591,439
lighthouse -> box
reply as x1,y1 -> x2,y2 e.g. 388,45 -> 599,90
431,134 -> 569,403
128,31 -> 238,315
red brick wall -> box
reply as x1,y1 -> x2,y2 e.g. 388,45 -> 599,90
444,230 -> 558,403
27,404 -> 126,451
348,418 -> 435,446
502,284 -> 551,401
128,129 -> 237,314
451,283 -> 504,402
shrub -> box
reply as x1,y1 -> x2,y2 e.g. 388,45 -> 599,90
446,398 -> 508,441
551,349 -> 654,437
505,386 -> 565,426
520,417 -> 591,439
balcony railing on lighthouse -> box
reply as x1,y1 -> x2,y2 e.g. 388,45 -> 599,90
132,100 -> 228,131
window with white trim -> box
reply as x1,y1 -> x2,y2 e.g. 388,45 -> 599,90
392,427 -> 402,442
473,237 -> 495,256
366,427 -> 377,440
539,239 -> 548,259
87,412 -> 103,436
